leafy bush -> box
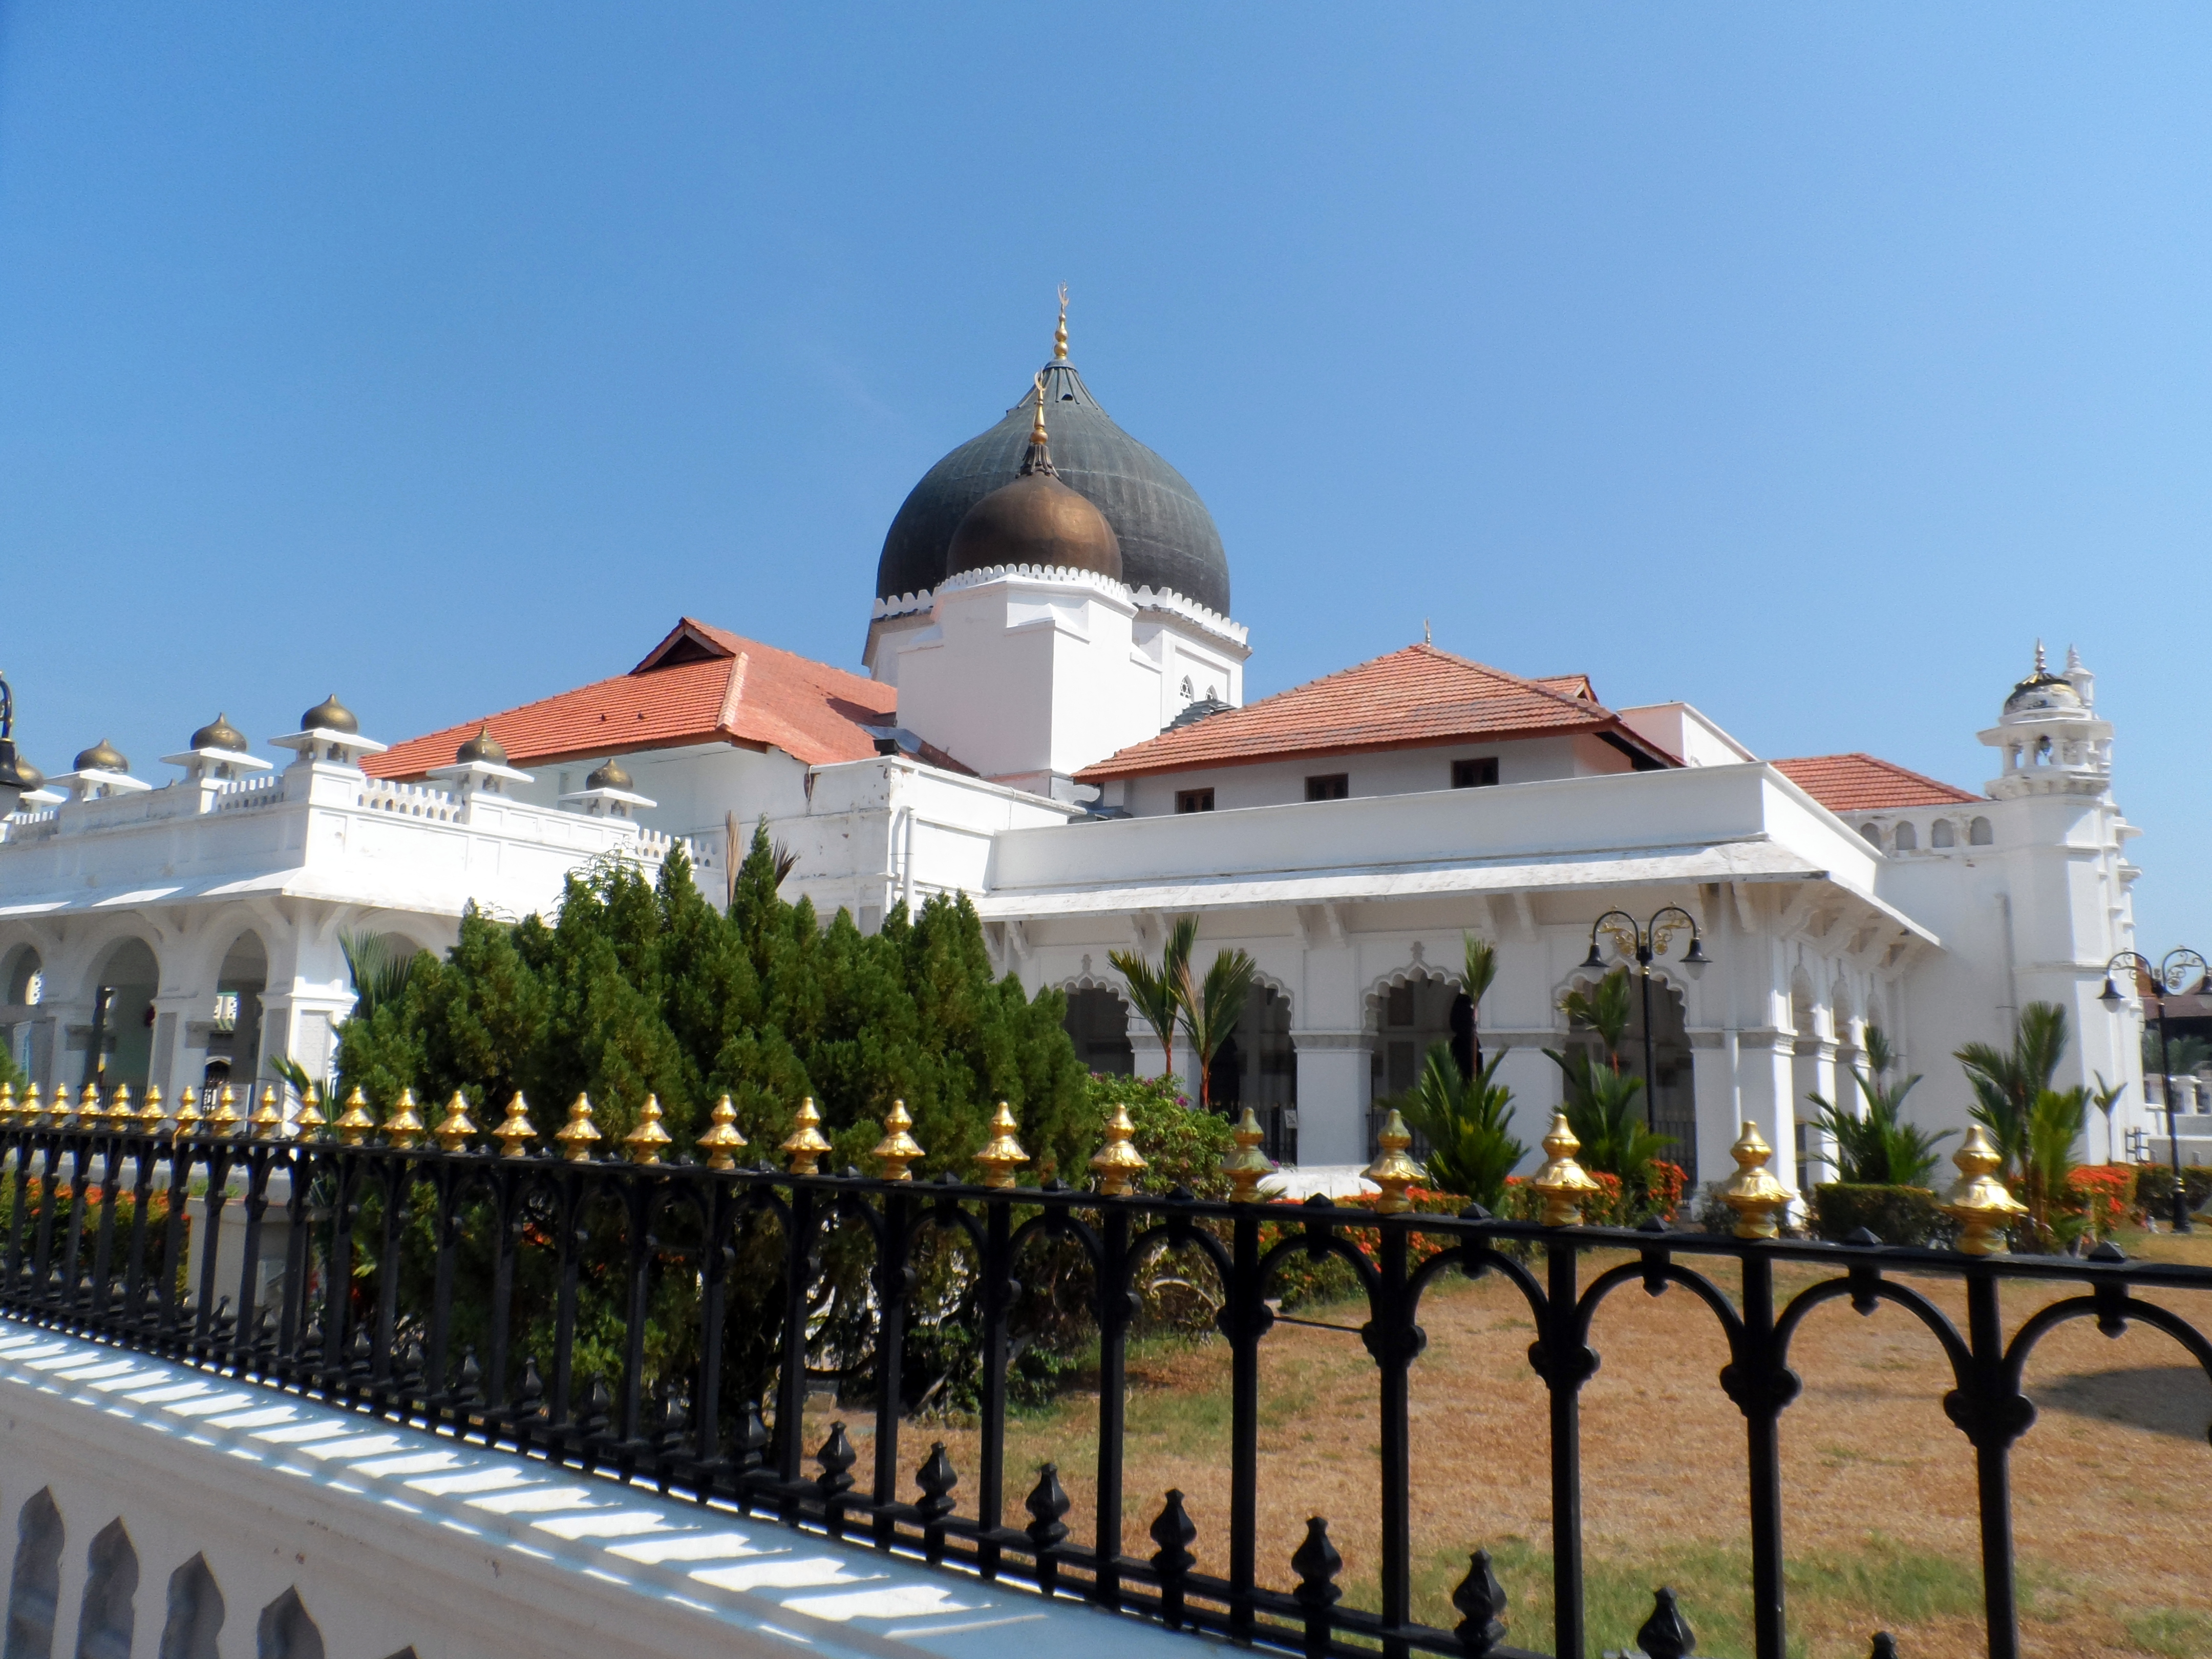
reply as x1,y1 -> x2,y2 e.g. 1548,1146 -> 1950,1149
1809,1183 -> 1950,1248
2065,1163 -> 2136,1237
1087,1072 -> 1234,1199
2134,1163 -> 2212,1221
1805,1026 -> 1951,1186
1260,1187 -> 1466,1311
1395,1044 -> 1524,1213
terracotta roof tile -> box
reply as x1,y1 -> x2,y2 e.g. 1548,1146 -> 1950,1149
370,616 -> 896,780
1074,644 -> 1672,781
1771,753 -> 1982,813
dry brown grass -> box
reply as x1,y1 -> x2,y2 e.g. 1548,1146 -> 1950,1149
805,1227 -> 2212,1658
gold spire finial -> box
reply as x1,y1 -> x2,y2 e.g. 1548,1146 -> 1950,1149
1222,1106 -> 1276,1202
0,1082 -> 16,1126
2034,639 -> 2046,674
141,1085 -> 167,1135
624,1094 -> 672,1165
1720,1119 -> 1791,1240
1363,1109 -> 1421,1215
293,1084 -> 325,1139
493,1092 -> 536,1158
696,1094 -> 747,1172
333,1087 -> 374,1147
207,1084 -> 243,1138
1053,284 -> 1069,360
250,1083 -> 285,1139
1532,1110 -> 1602,1227
870,1099 -> 924,1182
108,1084 -> 133,1129
1089,1100 -> 1148,1197
172,1086 -> 200,1139
975,1101 -> 1028,1188
1031,371 -> 1050,446
781,1097 -> 830,1176
434,1091 -> 480,1155
555,1093 -> 601,1162
384,1087 -> 426,1150
1942,1123 -> 2026,1256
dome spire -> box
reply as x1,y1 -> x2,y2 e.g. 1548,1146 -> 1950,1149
1019,373 -> 1055,477
2033,639 -> 2046,675
1053,283 -> 1069,361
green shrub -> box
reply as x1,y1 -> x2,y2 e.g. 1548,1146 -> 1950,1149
1810,1183 -> 1952,1248
2133,1163 -> 2212,1220
1088,1072 -> 1234,1199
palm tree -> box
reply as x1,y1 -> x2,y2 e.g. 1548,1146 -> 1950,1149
1400,1043 -> 1524,1210
1805,1025 -> 1951,1186
2018,1085 -> 2091,1250
1180,948 -> 1258,1112
1955,1002 -> 2069,1175
2090,1072 -> 2125,1166
338,929 -> 419,1027
1108,915 -> 1198,1086
1546,968 -> 1671,1179
1460,934 -> 1499,1076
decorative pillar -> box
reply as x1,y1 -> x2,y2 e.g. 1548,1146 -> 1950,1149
1734,1028 -> 1801,1201
1290,1031 -> 1370,1167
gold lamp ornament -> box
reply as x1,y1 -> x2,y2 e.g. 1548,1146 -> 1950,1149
332,1088 -> 375,1147
1942,1124 -> 2026,1257
1720,1120 -> 1792,1240
696,1095 -> 747,1172
493,1093 -> 537,1158
434,1092 -> 480,1155
975,1102 -> 1028,1189
870,1100 -> 924,1182
1222,1107 -> 1277,1203
781,1097 -> 830,1176
1089,1102 -> 1147,1197
555,1094 -> 602,1162
1364,1109 -> 1422,1215
250,1084 -> 286,1140
624,1095 -> 672,1166
383,1088 -> 427,1150
1532,1111 -> 1603,1227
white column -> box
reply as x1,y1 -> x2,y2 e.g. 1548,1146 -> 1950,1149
1736,1029 -> 1801,1197
1290,1032 -> 1369,1166
1689,1029 -> 1733,1195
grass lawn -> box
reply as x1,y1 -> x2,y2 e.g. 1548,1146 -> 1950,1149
804,1225 -> 2212,1658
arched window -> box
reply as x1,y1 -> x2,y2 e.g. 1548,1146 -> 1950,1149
1892,821 -> 1917,852
1859,823 -> 1882,847
1968,816 -> 1994,846
75,1519 -> 137,1659
1179,676 -> 1193,699
1062,987 -> 1134,1076
1930,819 -> 1955,848
158,1556 -> 224,1659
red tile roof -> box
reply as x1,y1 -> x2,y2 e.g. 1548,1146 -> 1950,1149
1771,753 -> 1982,813
1073,644 -> 1675,782
369,618 -> 897,779
1529,673 -> 1598,703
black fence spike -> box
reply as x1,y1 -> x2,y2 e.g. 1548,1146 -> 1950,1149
1636,1586 -> 1696,1659
1846,1225 -> 1883,1247
916,1442 -> 958,1521
1291,1517 -> 1342,1607
734,1398 -> 770,1472
1150,1490 -> 1198,1627
1450,1546 -> 1508,1654
1025,1463 -> 1071,1548
1869,1635 -> 1899,1659
814,1421 -> 856,1497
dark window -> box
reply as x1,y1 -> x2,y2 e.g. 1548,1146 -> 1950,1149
1305,774 -> 1349,801
1452,757 -> 1499,789
1176,789 -> 1215,814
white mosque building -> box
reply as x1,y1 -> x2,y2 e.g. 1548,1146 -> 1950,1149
0,314 -> 2171,1195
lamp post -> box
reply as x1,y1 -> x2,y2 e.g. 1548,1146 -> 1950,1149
0,672 -> 39,820
2100,947 -> 2209,1233
1581,907 -> 1711,1132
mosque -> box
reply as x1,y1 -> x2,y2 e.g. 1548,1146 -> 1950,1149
0,306 -> 2171,1195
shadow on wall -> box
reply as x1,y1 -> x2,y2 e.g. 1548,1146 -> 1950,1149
0,1489 -> 402,1659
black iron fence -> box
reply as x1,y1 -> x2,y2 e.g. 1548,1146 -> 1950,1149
1,1089 -> 2209,1659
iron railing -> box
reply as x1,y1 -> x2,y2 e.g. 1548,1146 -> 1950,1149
0,1100 -> 2208,1659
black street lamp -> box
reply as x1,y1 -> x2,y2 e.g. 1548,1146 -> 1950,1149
1581,906 -> 1711,1132
2100,947 -> 2209,1233
0,672 -> 40,820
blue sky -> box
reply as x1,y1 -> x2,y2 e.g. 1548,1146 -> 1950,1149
3,6 -> 2207,943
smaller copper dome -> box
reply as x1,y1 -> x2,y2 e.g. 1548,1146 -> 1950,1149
943,384 -> 1121,582
301,693 -> 359,734
190,712 -> 248,753
75,738 -> 127,774
457,725 -> 509,767
586,757 -> 632,792
11,756 -> 43,793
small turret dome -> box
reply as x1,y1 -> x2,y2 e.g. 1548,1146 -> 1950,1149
456,725 -> 509,767
74,739 -> 127,774
586,757 -> 632,792
2001,644 -> 2082,719
301,693 -> 359,735
190,712 -> 248,753
944,379 -> 1123,582
12,756 -> 44,793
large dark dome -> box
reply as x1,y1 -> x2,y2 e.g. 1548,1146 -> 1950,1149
877,356 -> 1229,615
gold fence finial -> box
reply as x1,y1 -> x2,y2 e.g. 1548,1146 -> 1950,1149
871,1100 -> 923,1182
0,1082 -> 14,1125
781,1097 -> 830,1176
696,1094 -> 747,1172
1532,1110 -> 1602,1227
555,1094 -> 601,1163
22,1082 -> 44,1127
435,1091 -> 479,1155
77,1083 -> 98,1128
333,1087 -> 375,1147
293,1084 -> 325,1139
1089,1101 -> 1147,1197
251,1084 -> 285,1140
1364,1109 -> 1421,1215
108,1084 -> 133,1129
1720,1119 -> 1791,1240
1942,1124 -> 2026,1256
493,1092 -> 536,1158
624,1095 -> 671,1165
172,1086 -> 201,1139
975,1101 -> 1028,1189
207,1084 -> 242,1138
1222,1106 -> 1276,1202
384,1088 -> 426,1150
141,1085 -> 167,1135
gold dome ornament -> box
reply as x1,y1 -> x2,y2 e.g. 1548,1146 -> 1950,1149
171,1086 -> 201,1139
1532,1111 -> 1603,1227
555,1094 -> 602,1162
1720,1120 -> 1792,1240
781,1097 -> 830,1176
76,1083 -> 98,1129
870,1100 -> 924,1182
975,1102 -> 1029,1189
0,1082 -> 15,1126
250,1084 -> 286,1139
493,1093 -> 537,1158
1089,1102 -> 1148,1197
106,1085 -> 133,1129
1942,1124 -> 2027,1257
332,1088 -> 376,1147
140,1085 -> 166,1135
696,1095 -> 747,1172
434,1092 -> 480,1155
292,1084 -> 325,1139
624,1095 -> 672,1166
207,1085 -> 243,1138
1222,1107 -> 1277,1202
1364,1109 -> 1422,1216
383,1088 -> 427,1150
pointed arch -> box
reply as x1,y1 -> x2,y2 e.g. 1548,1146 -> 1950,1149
72,1521 -> 135,1659
254,1588 -> 323,1659
6,1487 -> 63,1659
157,1556 -> 222,1659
